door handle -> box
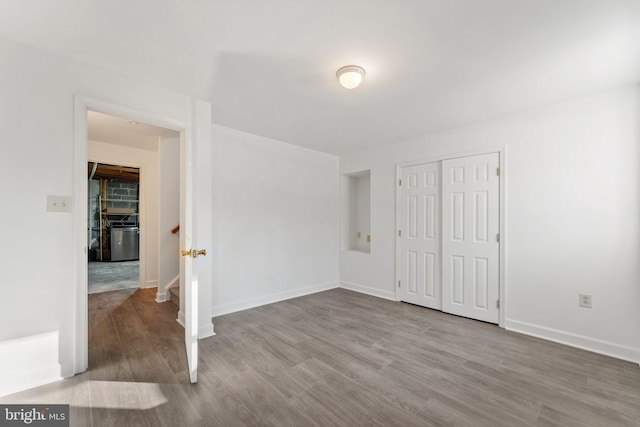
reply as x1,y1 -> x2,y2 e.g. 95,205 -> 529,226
181,249 -> 207,258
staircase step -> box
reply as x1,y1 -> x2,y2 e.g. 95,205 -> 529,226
169,285 -> 180,308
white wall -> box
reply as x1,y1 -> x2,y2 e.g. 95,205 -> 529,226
158,136 -> 180,294
88,139 -> 160,288
340,85 -> 640,363
211,124 -> 339,316
0,36 -> 199,396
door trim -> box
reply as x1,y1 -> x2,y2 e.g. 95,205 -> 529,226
395,145 -> 507,328
73,95 -> 186,374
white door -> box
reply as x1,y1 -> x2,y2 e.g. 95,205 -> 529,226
180,131 -> 198,383
442,153 -> 500,323
181,100 -> 212,383
399,162 -> 441,310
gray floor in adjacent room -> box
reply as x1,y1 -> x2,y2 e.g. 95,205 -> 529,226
88,260 -> 139,294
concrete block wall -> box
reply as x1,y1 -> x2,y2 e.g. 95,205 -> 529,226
107,181 -> 139,211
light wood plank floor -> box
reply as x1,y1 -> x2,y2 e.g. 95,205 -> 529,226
2,288 -> 639,426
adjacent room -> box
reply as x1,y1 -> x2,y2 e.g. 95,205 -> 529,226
0,1 -> 639,426
87,162 -> 141,294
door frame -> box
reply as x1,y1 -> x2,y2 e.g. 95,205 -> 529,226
73,95 -> 187,374
395,145 -> 507,327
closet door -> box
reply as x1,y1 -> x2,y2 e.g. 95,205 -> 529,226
399,162 -> 441,310
442,153 -> 500,324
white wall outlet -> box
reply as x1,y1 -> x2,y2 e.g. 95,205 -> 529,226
47,195 -> 72,213
579,293 -> 592,308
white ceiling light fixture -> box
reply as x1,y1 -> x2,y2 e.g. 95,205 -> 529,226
336,65 -> 365,89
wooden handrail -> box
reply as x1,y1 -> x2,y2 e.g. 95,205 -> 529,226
171,225 -> 180,234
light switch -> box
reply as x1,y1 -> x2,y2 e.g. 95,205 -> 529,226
47,195 -> 72,213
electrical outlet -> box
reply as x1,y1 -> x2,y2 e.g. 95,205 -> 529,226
579,293 -> 592,308
47,195 -> 72,213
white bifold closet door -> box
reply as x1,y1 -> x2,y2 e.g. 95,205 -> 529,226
441,153 -> 500,324
399,162 -> 441,310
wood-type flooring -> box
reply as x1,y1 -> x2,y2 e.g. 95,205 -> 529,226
2,287 -> 639,426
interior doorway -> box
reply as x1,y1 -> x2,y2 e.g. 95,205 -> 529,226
74,95 -> 212,383
85,110 -> 183,379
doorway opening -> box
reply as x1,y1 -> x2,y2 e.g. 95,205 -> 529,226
74,95 -> 211,382
88,162 -> 141,294
85,110 -> 184,380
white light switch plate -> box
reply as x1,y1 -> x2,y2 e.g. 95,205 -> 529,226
47,195 -> 72,213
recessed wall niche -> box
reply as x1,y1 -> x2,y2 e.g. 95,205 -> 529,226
341,170 -> 371,253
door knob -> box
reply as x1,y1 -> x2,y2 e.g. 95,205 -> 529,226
181,249 -> 207,258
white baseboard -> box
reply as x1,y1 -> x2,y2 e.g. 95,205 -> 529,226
155,275 -> 179,303
212,281 -> 338,317
0,365 -> 62,398
505,318 -> 640,365
142,280 -> 158,289
155,291 -> 167,303
0,332 -> 62,397
199,322 -> 215,340
340,281 -> 397,301
176,310 -> 185,327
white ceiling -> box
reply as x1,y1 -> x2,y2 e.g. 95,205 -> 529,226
88,111 -> 179,152
2,0 -> 639,155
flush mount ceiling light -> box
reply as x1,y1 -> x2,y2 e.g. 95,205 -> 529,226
336,65 -> 365,89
